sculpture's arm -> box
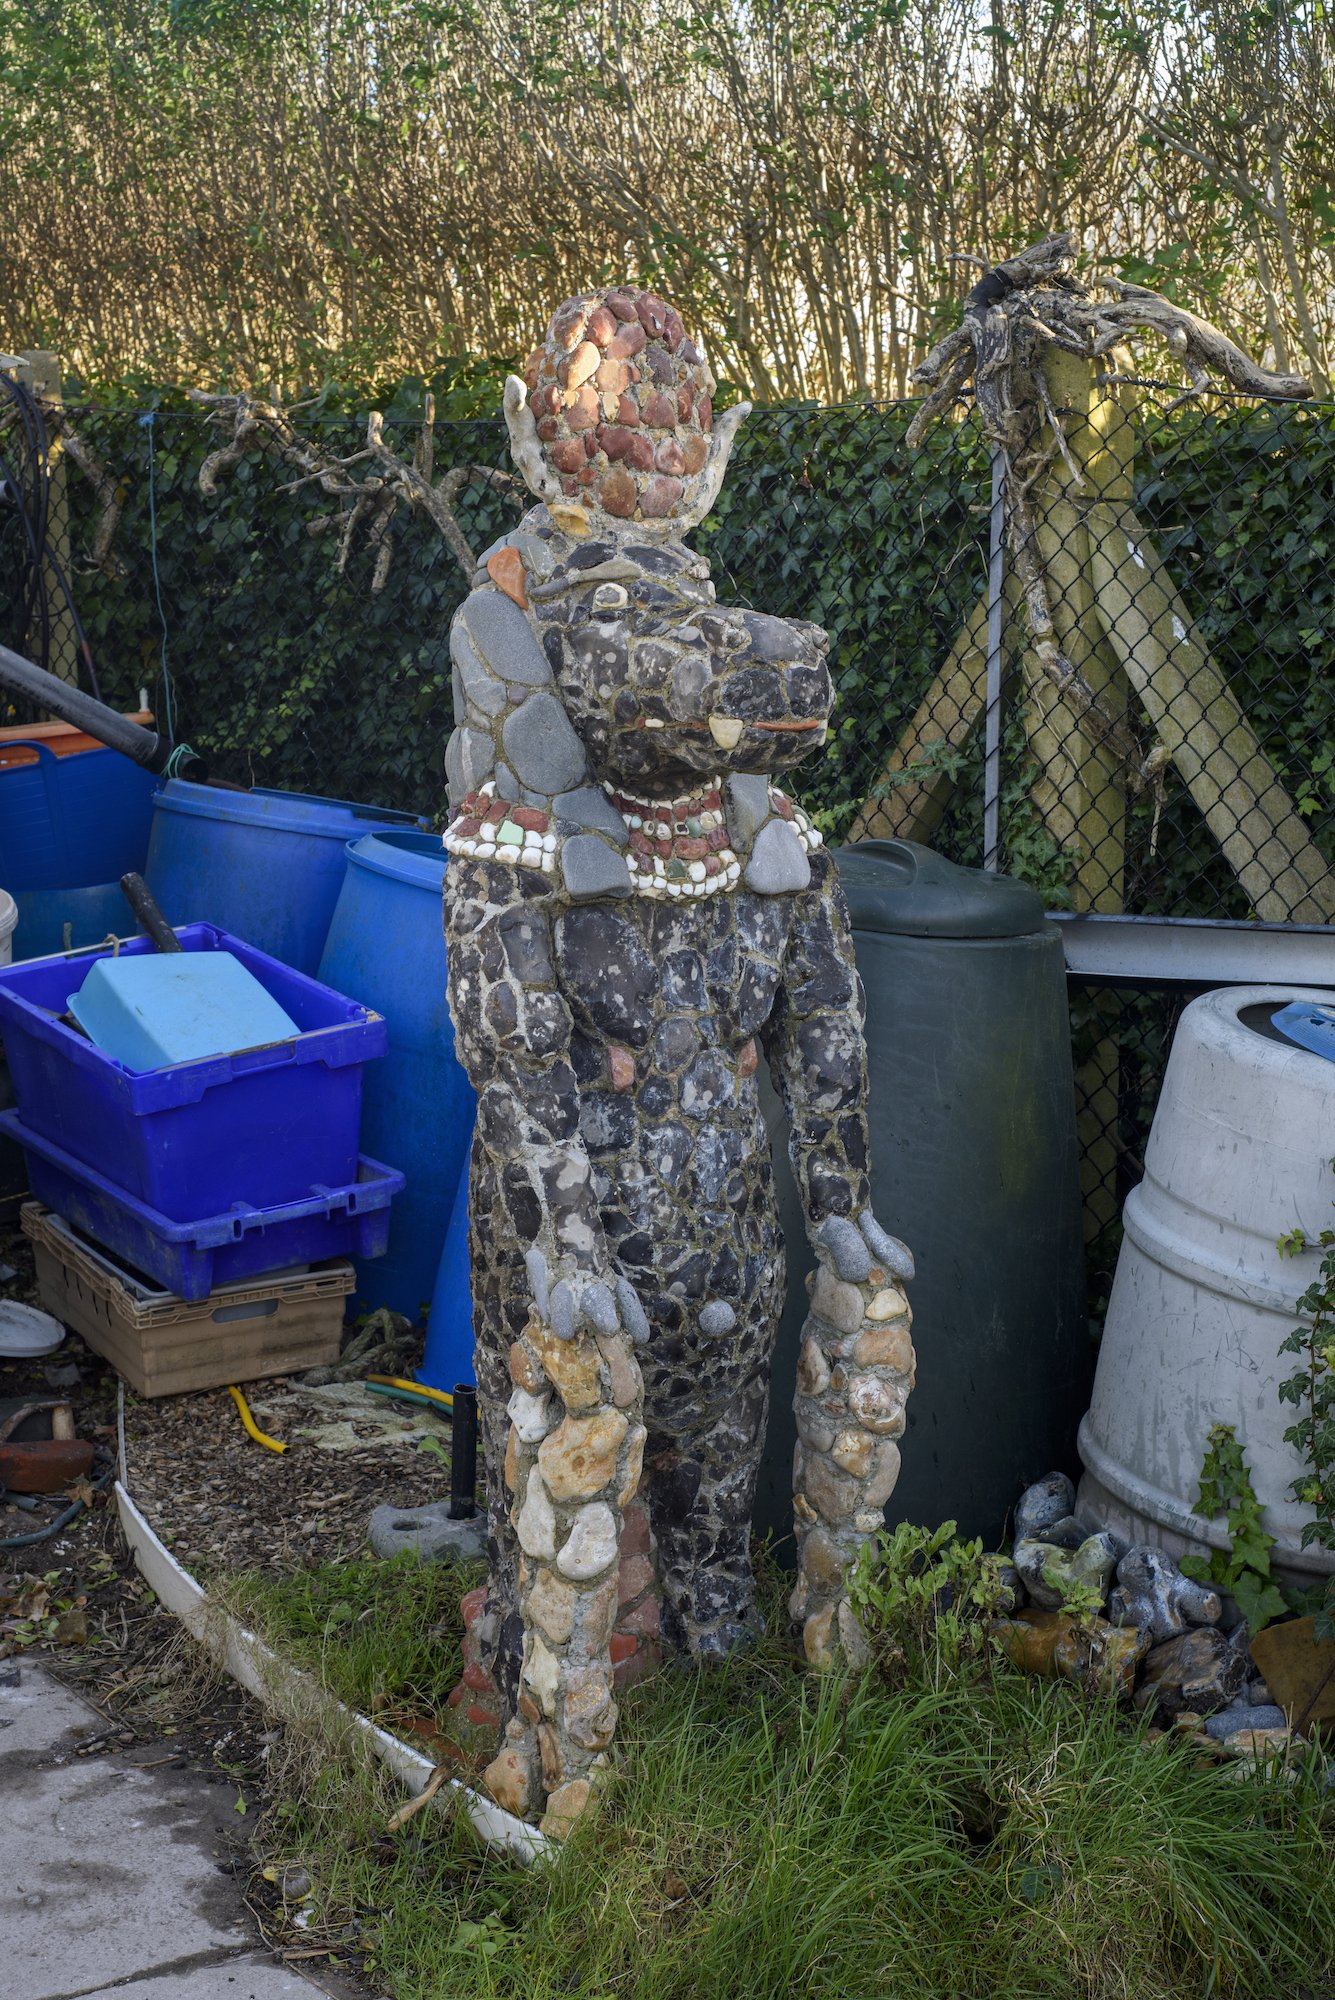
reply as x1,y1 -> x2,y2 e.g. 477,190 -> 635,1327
759,850 -> 913,1285
444,860 -> 649,1341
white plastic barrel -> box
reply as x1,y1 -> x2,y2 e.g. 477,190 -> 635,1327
1078,984 -> 1335,1583
0,888 -> 16,965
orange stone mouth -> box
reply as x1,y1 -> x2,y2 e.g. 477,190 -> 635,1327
626,716 -> 825,733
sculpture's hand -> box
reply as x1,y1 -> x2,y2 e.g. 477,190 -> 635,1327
814,1211 -> 914,1285
524,1246 -> 651,1345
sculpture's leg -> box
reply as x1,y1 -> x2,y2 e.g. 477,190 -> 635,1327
483,1306 -> 648,1838
790,1256 -> 916,1667
640,1261 -> 783,1658
465,1147 -> 529,1712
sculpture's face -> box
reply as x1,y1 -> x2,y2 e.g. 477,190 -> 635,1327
536,545 -> 833,791
521,287 -> 720,527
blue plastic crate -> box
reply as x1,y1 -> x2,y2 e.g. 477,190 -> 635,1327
0,1111 -> 404,1301
0,923 -> 388,1222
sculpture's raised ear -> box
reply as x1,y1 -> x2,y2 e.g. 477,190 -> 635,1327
503,374 -> 562,503
677,400 -> 752,530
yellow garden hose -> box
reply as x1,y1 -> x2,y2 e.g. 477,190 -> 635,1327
227,1383 -> 287,1453
365,1374 -> 454,1410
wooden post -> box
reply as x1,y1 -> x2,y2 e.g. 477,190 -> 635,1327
1020,350 -> 1137,1245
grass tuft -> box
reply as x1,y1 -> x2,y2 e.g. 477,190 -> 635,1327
224,1555 -> 1335,2000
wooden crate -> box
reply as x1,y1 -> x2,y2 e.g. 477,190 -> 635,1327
21,1202 -> 352,1397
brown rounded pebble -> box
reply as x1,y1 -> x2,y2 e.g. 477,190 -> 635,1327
609,322 -> 647,360
562,340 -> 601,389
697,394 -> 713,430
677,383 -> 695,422
595,356 -> 627,394
566,385 -> 600,430
586,305 -> 617,345
664,307 -> 685,349
598,468 -> 638,517
643,390 -> 676,428
605,290 -> 639,321
550,439 -> 585,473
537,416 -> 560,442
655,438 -> 685,476
616,393 -> 641,426
641,474 -> 683,517
636,294 -> 668,338
682,433 -> 708,474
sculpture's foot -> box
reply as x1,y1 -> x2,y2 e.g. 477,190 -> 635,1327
801,1595 -> 871,1672
538,1753 -> 612,1842
482,1720 -> 544,1820
690,1609 -> 766,1664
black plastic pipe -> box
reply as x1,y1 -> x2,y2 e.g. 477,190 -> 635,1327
449,1383 -> 479,1519
0,638 -> 206,780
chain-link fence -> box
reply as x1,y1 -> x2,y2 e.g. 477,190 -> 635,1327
4,386 -> 1334,1306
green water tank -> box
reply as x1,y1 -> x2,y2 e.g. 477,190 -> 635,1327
758,838 -> 1090,1549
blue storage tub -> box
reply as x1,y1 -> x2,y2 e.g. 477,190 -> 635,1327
0,1112 -> 403,1300
146,781 -> 430,975
0,740 -> 159,892
420,1167 -> 476,1392
0,922 -> 388,1223
317,830 -> 475,1319
10,880 -> 144,963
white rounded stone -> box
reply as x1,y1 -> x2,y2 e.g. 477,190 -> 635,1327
516,1474 -> 557,1559
556,1501 -> 619,1580
507,1385 -> 556,1443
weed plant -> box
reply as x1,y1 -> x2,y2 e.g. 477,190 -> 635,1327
228,1554 -> 1335,2000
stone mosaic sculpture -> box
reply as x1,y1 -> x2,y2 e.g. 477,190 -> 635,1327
441,286 -> 915,1835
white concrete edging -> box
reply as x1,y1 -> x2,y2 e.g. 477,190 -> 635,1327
114,1479 -> 551,1866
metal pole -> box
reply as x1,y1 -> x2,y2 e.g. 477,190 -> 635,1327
982,449 -> 1006,872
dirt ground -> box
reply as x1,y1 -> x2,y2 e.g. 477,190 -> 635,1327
0,1209 -> 454,1992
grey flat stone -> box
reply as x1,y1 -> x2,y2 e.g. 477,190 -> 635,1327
553,784 -> 629,837
1013,1472 -> 1077,1545
723,772 -> 773,845
1203,1702 -> 1287,1739
503,692 -> 588,795
453,629 -> 510,718
368,1500 -> 486,1562
456,725 -> 495,794
462,590 -> 552,686
561,833 -> 632,900
494,761 -> 521,800
743,816 -> 810,894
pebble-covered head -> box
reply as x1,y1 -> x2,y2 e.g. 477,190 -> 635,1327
503,287 -> 750,534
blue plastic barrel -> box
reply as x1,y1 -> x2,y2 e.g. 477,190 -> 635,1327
1,741 -> 159,960
145,781 -> 428,976
317,829 -> 476,1319
421,1169 -> 476,1391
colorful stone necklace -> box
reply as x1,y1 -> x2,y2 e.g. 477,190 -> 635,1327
603,777 -> 742,898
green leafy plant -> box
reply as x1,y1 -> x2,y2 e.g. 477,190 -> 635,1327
1179,1422 -> 1287,1632
1278,1216 -> 1335,1641
847,1518 -> 1012,1681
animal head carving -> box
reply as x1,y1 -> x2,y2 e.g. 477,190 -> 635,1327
534,540 -> 832,792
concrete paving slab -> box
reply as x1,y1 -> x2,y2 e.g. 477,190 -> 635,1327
0,1664 -> 339,2000
75,1952 -> 339,1999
